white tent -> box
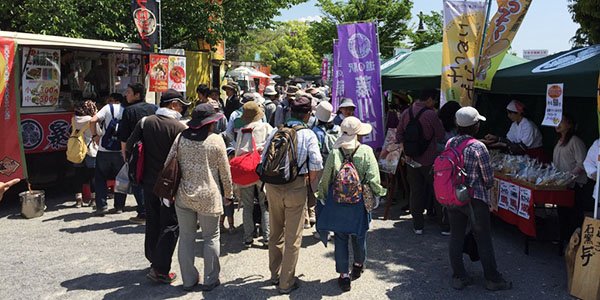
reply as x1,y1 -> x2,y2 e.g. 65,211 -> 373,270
227,66 -> 270,78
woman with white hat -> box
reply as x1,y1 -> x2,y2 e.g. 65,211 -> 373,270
333,97 -> 356,126
315,116 -> 386,292
483,99 -> 545,161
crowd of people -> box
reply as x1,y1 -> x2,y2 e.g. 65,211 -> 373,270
5,77 -> 597,295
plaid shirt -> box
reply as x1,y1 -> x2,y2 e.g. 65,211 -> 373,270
447,135 -> 494,204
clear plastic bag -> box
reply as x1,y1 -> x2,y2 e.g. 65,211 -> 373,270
115,163 -> 130,194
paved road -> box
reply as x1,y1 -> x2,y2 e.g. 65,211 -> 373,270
0,192 -> 573,300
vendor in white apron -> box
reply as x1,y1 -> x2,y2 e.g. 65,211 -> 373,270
483,100 -> 547,162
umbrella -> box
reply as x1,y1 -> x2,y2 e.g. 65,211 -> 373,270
227,66 -> 270,79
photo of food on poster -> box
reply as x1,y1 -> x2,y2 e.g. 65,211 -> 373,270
518,187 -> 532,220
168,56 -> 186,92
508,183 -> 519,214
22,47 -> 60,107
378,128 -> 401,174
498,180 -> 510,210
149,54 -> 168,92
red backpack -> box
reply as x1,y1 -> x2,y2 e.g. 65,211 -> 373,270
433,138 -> 477,208
230,128 -> 261,186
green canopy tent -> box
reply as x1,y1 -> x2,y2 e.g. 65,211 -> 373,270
489,44 -> 600,98
381,42 -> 528,91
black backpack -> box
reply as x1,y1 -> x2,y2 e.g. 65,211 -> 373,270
403,107 -> 430,157
100,104 -> 121,151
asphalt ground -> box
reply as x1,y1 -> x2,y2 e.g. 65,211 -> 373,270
0,192 -> 574,300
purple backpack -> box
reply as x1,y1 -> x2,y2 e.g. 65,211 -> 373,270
433,138 -> 477,208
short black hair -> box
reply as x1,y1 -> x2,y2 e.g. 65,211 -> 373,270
127,82 -> 145,100
419,88 -> 439,102
109,93 -> 125,105
196,84 -> 210,97
439,101 -> 461,132
291,110 -> 309,121
457,123 -> 479,136
209,88 -> 220,95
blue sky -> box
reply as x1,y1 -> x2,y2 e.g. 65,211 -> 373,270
275,0 -> 580,57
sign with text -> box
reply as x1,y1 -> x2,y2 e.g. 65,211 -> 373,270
149,54 -> 168,92
508,182 -> 519,214
441,1 -> 487,106
337,22 -> 384,149
542,83 -> 563,127
21,113 -> 74,154
570,217 -> 600,300
167,56 -> 186,92
474,0 -> 532,90
131,0 -> 158,52
518,186 -> 531,219
22,47 -> 60,107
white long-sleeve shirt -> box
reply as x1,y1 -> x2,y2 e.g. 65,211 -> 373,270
506,117 -> 543,149
584,139 -> 600,201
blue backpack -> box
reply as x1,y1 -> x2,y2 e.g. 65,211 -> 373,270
100,104 -> 121,151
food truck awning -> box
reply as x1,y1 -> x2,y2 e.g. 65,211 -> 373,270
0,31 -> 142,53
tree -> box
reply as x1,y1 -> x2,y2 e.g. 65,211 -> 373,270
307,0 -> 413,58
239,21 -> 320,77
568,0 -> 600,46
0,0 -> 305,50
408,10 -> 443,50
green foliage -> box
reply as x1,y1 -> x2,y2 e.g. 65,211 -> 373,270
408,10 -> 443,50
307,0 -> 413,58
0,0 -> 304,50
239,21 -> 320,77
569,0 -> 600,46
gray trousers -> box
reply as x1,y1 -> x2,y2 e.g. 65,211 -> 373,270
240,185 -> 269,242
175,199 -> 221,287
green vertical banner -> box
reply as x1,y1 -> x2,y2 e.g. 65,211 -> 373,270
474,0 -> 532,90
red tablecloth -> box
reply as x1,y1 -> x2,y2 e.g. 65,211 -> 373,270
492,177 -> 575,237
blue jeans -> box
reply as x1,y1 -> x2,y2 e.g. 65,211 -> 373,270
95,151 -> 126,210
334,232 -> 366,274
131,183 -> 145,218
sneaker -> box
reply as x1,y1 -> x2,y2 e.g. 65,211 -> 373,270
94,207 -> 108,216
441,231 -> 451,236
271,278 -> 279,286
451,276 -> 473,290
199,279 -> 220,291
313,231 -> 321,240
182,275 -> 200,292
309,216 -> 316,224
413,228 -> 423,235
337,276 -> 351,292
75,193 -> 83,207
278,281 -> 299,294
129,216 -> 146,224
303,223 -> 311,229
110,208 -> 124,214
244,240 -> 253,248
485,278 -> 512,291
146,269 -> 177,284
351,264 -> 364,280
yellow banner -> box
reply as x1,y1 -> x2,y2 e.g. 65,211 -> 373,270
185,51 -> 211,104
474,0 -> 532,90
441,1 -> 487,106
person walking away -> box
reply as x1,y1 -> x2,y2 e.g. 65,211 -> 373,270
233,102 -> 273,248
333,98 -> 356,126
73,100 -> 99,208
166,103 -> 233,292
90,93 -> 128,214
316,116 -> 386,292
482,100 -> 545,161
261,96 -> 323,294
126,89 -> 189,284
272,86 -> 299,127
263,85 -> 279,126
396,88 -> 445,235
310,101 -> 340,233
118,83 -> 157,224
222,82 -> 240,120
445,107 -> 511,291
552,114 -> 587,243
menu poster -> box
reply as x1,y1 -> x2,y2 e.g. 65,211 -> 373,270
508,183 -> 519,214
518,187 -> 532,219
378,128 -> 401,174
490,179 -> 500,211
168,56 -> 186,92
22,47 -> 60,107
498,180 -> 510,210
542,83 -> 563,127
149,54 -> 168,92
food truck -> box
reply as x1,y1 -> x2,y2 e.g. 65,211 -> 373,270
0,31 -> 148,186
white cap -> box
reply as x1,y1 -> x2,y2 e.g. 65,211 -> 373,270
455,106 -> 486,127
334,117 -> 372,149
506,99 -> 524,113
315,102 -> 335,123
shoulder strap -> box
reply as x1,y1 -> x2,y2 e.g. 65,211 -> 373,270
140,116 -> 147,130
109,104 -> 114,119
414,107 -> 428,121
71,118 -> 77,135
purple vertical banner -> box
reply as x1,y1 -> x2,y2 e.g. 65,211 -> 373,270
337,22 -> 384,149
331,41 -> 343,111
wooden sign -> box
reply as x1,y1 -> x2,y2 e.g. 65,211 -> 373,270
570,217 -> 600,300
